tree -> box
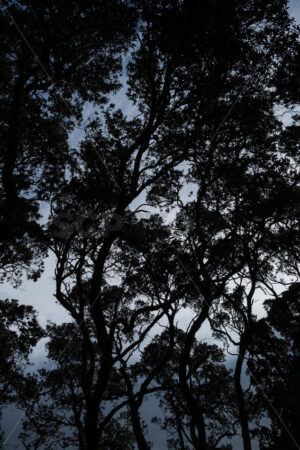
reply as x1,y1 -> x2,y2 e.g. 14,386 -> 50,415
0,1 -> 299,449
19,322 -> 136,449
0,298 -> 43,445
0,0 -> 136,284
137,329 -> 238,449
248,283 -> 300,450
45,214 -> 182,448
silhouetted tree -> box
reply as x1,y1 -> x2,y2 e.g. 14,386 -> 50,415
137,329 -> 238,449
0,0 -> 299,449
0,0 -> 136,283
19,322 -> 136,449
0,299 -> 43,445
248,283 -> 300,450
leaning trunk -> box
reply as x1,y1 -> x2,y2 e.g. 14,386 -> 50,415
128,400 -> 150,450
234,338 -> 252,450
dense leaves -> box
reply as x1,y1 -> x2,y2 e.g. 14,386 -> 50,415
0,0 -> 299,449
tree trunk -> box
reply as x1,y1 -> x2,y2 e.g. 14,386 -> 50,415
128,401 -> 150,450
234,339 -> 252,450
119,362 -> 150,450
179,302 -> 210,450
85,401 -> 100,449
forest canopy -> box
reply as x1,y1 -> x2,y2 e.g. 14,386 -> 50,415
0,0 -> 299,449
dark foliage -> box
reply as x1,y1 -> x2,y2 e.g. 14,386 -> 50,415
0,1 -> 299,449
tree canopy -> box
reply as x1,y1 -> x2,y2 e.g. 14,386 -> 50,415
0,0 -> 299,449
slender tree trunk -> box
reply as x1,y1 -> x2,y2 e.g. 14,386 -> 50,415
190,410 -> 207,450
119,362 -> 150,450
179,302 -> 210,450
128,401 -> 150,450
85,401 -> 100,450
177,423 -> 186,450
170,396 -> 186,450
234,339 -> 252,450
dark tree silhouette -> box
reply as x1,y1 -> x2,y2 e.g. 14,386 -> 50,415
248,283 -> 300,450
0,0 -> 299,449
137,329 -> 238,449
0,0 -> 135,284
0,299 -> 43,445
19,322 -> 136,449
